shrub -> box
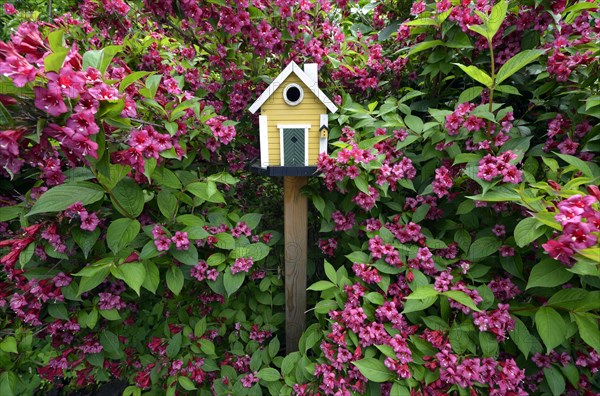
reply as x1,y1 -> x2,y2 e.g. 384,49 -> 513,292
0,0 -> 599,395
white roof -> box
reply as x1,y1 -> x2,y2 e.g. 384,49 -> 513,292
249,61 -> 338,114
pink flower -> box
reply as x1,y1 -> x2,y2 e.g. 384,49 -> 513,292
34,85 -> 68,116
231,257 -> 253,275
171,231 -> 189,250
542,239 -> 574,265
48,66 -> 86,98
3,3 -> 17,15
80,212 -> 99,231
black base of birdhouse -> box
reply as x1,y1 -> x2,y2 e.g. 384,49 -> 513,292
250,163 -> 319,177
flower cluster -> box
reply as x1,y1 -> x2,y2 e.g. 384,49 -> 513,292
542,193 -> 599,266
477,151 -> 522,184
65,202 -> 100,231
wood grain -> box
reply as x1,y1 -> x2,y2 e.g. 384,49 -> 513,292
284,176 -> 308,353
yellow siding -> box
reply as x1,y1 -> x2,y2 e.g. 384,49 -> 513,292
261,74 -> 326,166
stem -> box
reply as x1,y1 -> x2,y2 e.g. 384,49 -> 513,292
486,37 -> 496,140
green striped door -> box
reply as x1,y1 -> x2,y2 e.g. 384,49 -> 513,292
283,128 -> 305,166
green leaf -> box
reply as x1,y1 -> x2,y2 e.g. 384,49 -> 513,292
354,174 -> 370,194
0,337 -> 18,354
544,366 -> 566,396
157,190 -> 178,220
510,318 -> 532,358
106,218 -> 140,255
495,84 -> 521,96
28,182 -> 105,216
443,290 -> 481,312
223,270 -> 245,297
547,288 -> 589,310
479,331 -> 499,357
99,309 -> 121,321
555,152 -> 594,178
458,86 -> 484,103
48,29 -> 65,52
214,233 -> 235,250
194,318 -> 207,338
110,178 -> 144,218
412,204 -> 430,223
467,237 -> 501,260
0,372 -> 17,396
526,259 -> 573,289
495,49 -> 545,85
100,330 -> 121,356
408,40 -> 445,56
453,63 -> 493,88
166,266 -> 184,296
535,307 -> 567,352
352,358 -> 392,382
487,0 -> 508,40
239,213 -> 262,230
514,217 -> 546,248
404,114 -> 423,134
153,168 -> 181,189
178,376 -> 196,391
77,263 -> 111,295
257,368 -> 281,382
166,332 -> 182,358
111,262 -> 146,296
307,281 -> 336,291
405,286 -> 438,300
48,303 -> 69,320
72,228 -> 101,259
44,49 -> 69,73
119,71 -> 152,93
573,313 -> 600,352
467,186 -> 521,202
173,246 -> 199,265
138,262 -> 158,295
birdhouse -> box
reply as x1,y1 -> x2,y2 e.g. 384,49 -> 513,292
249,62 -> 338,176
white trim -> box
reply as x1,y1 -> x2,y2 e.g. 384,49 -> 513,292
249,61 -> 338,114
259,115 -> 268,168
278,125 -> 310,166
277,124 -> 311,129
283,83 -> 304,106
319,114 -> 328,156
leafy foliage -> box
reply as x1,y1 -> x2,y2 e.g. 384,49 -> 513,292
0,0 -> 599,395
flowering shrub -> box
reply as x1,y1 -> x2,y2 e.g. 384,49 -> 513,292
1,0 -> 599,395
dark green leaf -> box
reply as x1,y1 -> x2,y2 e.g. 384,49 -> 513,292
166,267 -> 184,296
535,307 -> 567,352
111,178 -> 144,218
106,218 -> 140,255
526,259 -> 573,289
28,182 -> 105,216
352,358 -> 392,382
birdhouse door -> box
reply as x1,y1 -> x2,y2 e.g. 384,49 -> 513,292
282,128 -> 306,166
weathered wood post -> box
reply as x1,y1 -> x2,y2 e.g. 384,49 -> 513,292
283,176 -> 308,353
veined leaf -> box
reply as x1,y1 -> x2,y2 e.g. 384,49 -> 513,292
495,49 -> 545,85
453,63 -> 493,88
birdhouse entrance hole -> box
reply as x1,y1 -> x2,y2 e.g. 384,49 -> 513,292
283,83 -> 303,106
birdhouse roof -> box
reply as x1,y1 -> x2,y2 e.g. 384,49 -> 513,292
248,61 -> 338,114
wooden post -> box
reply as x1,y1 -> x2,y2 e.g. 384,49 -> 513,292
284,176 -> 308,353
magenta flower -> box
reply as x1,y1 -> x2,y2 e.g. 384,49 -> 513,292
66,111 -> 99,136
34,85 -> 68,116
3,3 -> 17,15
171,231 -> 189,250
0,42 -> 37,87
542,239 -> 574,265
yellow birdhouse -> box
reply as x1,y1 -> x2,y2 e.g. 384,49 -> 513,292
249,62 -> 338,176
